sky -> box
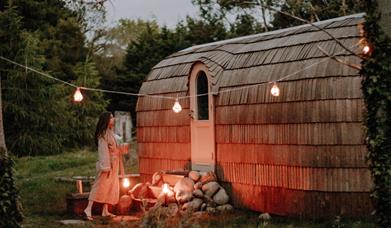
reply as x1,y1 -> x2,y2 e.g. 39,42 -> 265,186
105,0 -> 199,28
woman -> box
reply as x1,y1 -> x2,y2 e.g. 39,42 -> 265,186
83,112 -> 128,220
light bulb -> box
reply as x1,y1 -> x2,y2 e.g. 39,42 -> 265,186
122,178 -> 130,188
172,98 -> 182,113
73,87 -> 83,102
363,45 -> 370,54
271,83 -> 280,97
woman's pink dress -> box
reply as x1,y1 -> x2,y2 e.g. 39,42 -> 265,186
88,130 -> 121,205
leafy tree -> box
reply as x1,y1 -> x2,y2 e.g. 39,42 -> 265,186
2,31 -> 70,156
65,60 -> 108,148
361,0 -> 391,226
271,0 -> 366,29
0,5 -> 24,227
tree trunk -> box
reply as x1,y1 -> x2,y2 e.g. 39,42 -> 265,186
0,78 -> 6,155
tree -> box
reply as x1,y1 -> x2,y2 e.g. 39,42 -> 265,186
271,0 -> 366,29
0,5 -> 24,227
2,31 -> 70,156
65,60 -> 108,148
361,0 -> 391,226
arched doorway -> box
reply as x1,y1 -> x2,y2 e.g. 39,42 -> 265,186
189,62 -> 215,172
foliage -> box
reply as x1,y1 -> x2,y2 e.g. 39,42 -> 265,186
271,0 -> 366,29
0,148 -> 23,228
104,23 -> 191,124
1,0 -> 109,155
64,60 -> 108,148
0,5 -> 70,156
361,0 -> 391,226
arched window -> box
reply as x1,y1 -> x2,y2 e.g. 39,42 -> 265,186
196,71 -> 209,120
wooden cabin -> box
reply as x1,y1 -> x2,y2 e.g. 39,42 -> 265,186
136,13 -> 372,218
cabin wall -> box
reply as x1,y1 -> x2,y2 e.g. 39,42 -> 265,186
214,76 -> 372,218
136,92 -> 191,183
136,14 -> 372,218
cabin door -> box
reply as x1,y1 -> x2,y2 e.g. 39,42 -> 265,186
190,63 -> 215,172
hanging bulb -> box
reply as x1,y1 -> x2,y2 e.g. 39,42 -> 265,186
172,98 -> 182,113
270,83 -> 280,97
362,45 -> 370,55
122,178 -> 130,188
359,38 -> 372,56
73,87 -> 83,102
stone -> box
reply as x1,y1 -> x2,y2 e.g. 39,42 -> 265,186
213,188 -> 229,205
193,211 -> 207,217
200,203 -> 207,211
193,189 -> 203,198
59,220 -> 85,225
194,182 -> 202,190
206,206 -> 217,213
200,171 -> 217,184
258,213 -> 271,221
151,171 -> 163,186
182,198 -> 203,211
188,171 -> 201,182
174,177 -> 194,193
175,191 -> 193,203
118,195 -> 133,215
216,204 -> 233,212
129,183 -> 150,199
202,182 -> 220,197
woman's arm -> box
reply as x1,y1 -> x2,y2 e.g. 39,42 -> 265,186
97,137 -> 111,172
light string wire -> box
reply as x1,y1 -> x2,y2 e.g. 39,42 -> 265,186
0,42 -> 359,101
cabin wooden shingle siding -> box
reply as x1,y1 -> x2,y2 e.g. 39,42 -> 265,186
136,13 -> 372,218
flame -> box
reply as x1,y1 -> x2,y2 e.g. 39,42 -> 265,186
162,183 -> 169,194
73,87 -> 83,102
172,98 -> 182,113
122,178 -> 130,188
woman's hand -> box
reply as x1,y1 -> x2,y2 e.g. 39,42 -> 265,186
120,143 -> 129,154
103,170 -> 111,178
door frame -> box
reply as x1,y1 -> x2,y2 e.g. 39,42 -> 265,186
189,62 -> 216,172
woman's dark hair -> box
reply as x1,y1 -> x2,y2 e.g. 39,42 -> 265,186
94,112 -> 112,146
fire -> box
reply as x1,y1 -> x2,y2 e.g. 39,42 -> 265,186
122,178 -> 130,188
162,183 -> 169,194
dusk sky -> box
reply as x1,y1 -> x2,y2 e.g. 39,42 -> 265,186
105,0 -> 199,28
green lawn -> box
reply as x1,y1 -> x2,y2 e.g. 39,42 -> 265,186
14,149 -> 375,227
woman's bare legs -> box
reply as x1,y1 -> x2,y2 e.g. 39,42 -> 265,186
83,200 -> 93,220
102,204 -> 115,217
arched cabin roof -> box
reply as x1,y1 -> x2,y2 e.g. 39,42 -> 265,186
138,13 -> 364,110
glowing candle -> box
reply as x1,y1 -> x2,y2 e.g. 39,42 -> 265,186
122,178 -> 130,188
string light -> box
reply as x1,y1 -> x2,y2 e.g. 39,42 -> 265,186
270,83 -> 280,97
359,38 -> 372,56
122,178 -> 130,188
172,98 -> 182,113
0,42 -> 358,108
362,45 -> 370,55
73,87 -> 83,102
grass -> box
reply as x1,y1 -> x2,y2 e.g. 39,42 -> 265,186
14,149 -> 375,227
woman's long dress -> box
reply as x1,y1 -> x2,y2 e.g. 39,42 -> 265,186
88,130 -> 121,205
